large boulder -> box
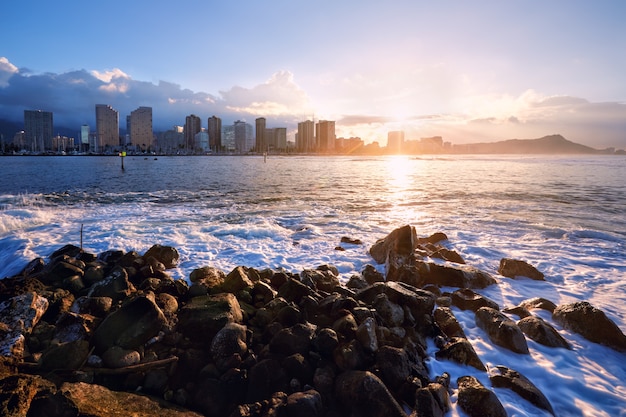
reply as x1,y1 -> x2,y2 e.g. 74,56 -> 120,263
413,382 -> 450,417
517,316 -> 571,349
475,307 -> 529,354
498,258 -> 544,280
417,261 -> 497,289
489,365 -> 555,416
334,370 -> 408,417
177,293 -> 243,345
91,295 -> 166,354
370,224 -> 418,264
451,288 -> 499,312
433,307 -> 466,339
0,374 -> 63,417
435,337 -> 485,371
143,245 -> 180,269
456,375 -> 507,417
87,266 -> 135,302
552,301 -> 626,352
0,292 -> 48,359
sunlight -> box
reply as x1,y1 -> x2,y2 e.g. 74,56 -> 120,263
385,155 -> 414,196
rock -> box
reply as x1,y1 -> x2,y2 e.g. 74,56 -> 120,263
433,307 -> 466,339
189,266 -> 225,289
91,295 -> 166,354
277,278 -> 317,304
373,293 -> 405,327
413,382 -> 450,417
251,281 -> 277,306
87,266 -> 135,302
177,293 -> 243,345
44,260 -> 84,285
417,261 -> 497,289
40,339 -> 90,370
502,305 -> 532,319
246,359 -> 289,403
475,307 -> 529,354
518,316 -> 571,349
519,297 -> 557,313
435,337 -> 485,371
0,374 -> 61,417
416,232 -> 448,245
552,301 -> 626,352
0,292 -> 49,359
210,323 -> 247,371
356,317 -> 379,353
61,381 -> 203,417
314,328 -> 339,357
70,296 -> 113,317
143,245 -> 180,269
489,365 -> 555,416
301,269 -> 340,293
376,345 -> 411,392
156,293 -> 179,315
456,375 -> 507,417
370,224 -> 418,264
335,370 -> 408,417
270,323 -> 316,356
284,389 -> 323,417
53,311 -> 99,344
451,288 -> 499,312
498,258 -> 544,280
220,266 -> 254,294
346,275 -> 369,290
102,346 -> 141,368
361,264 -> 385,285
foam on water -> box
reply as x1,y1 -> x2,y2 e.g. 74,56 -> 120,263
1,155 -> 625,416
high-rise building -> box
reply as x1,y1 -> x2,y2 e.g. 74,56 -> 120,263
184,114 -> 201,152
208,115 -> 222,152
387,131 -> 405,153
255,117 -> 266,152
234,120 -> 253,153
274,127 -> 287,151
316,120 -> 336,152
96,104 -> 119,150
222,125 -> 235,152
130,107 -> 153,149
24,110 -> 53,152
297,120 -> 315,152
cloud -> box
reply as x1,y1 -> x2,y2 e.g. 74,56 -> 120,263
0,57 -> 18,87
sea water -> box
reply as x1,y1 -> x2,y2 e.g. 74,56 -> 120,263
1,154 -> 625,416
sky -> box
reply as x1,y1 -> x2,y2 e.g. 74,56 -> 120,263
1,0 -> 625,148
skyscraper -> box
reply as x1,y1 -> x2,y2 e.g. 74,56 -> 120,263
184,114 -> 201,152
234,120 -> 253,153
255,117 -> 266,152
208,115 -> 222,152
24,110 -> 53,152
96,104 -> 119,150
316,120 -> 336,152
130,107 -> 153,149
297,120 -> 315,152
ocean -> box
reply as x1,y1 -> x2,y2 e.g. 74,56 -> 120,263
1,154 -> 625,416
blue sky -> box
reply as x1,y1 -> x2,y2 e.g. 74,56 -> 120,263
1,0 -> 625,147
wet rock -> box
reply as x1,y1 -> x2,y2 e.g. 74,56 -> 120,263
220,266 -> 255,294
277,278 -> 317,304
451,288 -> 499,312
502,305 -> 532,319
143,244 -> 180,269
87,266 -> 135,302
334,370 -> 408,417
417,261 -> 497,289
62,381 -> 203,417
429,247 -> 465,264
210,323 -> 247,372
376,345 -> 411,392
346,275 -> 369,290
246,359 -> 289,403
456,375 -> 506,417
361,264 -> 385,285
189,266 -> 225,290
435,337 -> 485,371
44,260 -> 84,286
251,280 -> 277,306
301,269 -> 340,293
370,224 -> 418,264
553,301 -> 626,352
489,365 -> 555,416
413,382 -> 450,417
475,307 -> 529,354
416,232 -> 448,245
355,317 -> 378,353
0,292 -> 48,359
285,389 -> 323,417
519,297 -> 557,313
498,258 -> 544,280
92,295 -> 166,353
102,345 -> 141,368
518,316 -> 571,349
177,293 -> 243,345
433,307 -> 466,339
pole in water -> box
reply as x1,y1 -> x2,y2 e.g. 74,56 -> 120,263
80,223 -> 83,249
120,151 -> 126,170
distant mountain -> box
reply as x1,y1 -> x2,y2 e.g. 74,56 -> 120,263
453,134 -> 601,154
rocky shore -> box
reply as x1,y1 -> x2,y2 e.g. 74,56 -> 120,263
1,224 -> 625,416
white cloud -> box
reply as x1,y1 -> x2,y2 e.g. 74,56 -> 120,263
0,57 -> 19,87
91,68 -> 130,83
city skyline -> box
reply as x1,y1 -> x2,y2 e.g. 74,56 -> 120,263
1,1 -> 625,148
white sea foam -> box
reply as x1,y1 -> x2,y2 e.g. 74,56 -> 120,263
0,155 -> 624,416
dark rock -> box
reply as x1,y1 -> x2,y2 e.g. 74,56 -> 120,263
332,313 -> 358,341
334,370 -> 408,417
456,375 -> 506,417
102,345 -> 141,368
346,275 -> 368,290
373,293 -> 405,327
553,301 -> 626,352
451,288 -> 499,312
518,316 -> 571,349
301,269 -> 340,293
210,323 -> 247,372
417,261 -> 496,289
333,339 -> 366,371
502,305 -> 532,319
376,345 -> 411,392
498,258 -> 544,280
143,244 -> 180,269
416,232 -> 448,245
433,307 -> 466,339
413,382 -> 450,417
370,224 -> 417,264
314,328 -> 339,357
220,266 -> 255,294
361,264 -> 385,285
26,389 -> 79,417
489,365 -> 555,415
62,381 -> 203,417
341,236 -> 363,245
270,323 -> 316,356
87,266 -> 135,302
44,261 -> 84,285
282,353 -> 313,384
189,266 -> 225,289
91,295 -> 166,353
430,247 -> 465,264
18,257 -> 46,278
97,249 -> 124,265
0,292 -> 49,360
355,317 -> 379,353
177,293 -> 243,345
0,374 -> 60,417
435,337 -> 485,371
519,297 -> 557,313
156,293 -> 179,315
246,359 -> 289,403
475,307 -> 529,354
70,296 -> 113,317
277,278 -> 316,304
251,281 -> 277,306
284,389 -> 323,417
